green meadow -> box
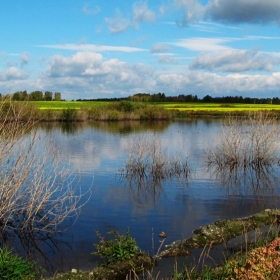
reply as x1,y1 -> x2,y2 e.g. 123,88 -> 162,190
30,101 -> 109,110
30,100 -> 280,112
157,102 -> 280,112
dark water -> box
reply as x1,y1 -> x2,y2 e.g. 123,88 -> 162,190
10,120 -> 280,275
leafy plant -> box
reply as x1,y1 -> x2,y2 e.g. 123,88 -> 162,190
0,247 -> 39,280
60,108 -> 78,121
93,228 -> 139,265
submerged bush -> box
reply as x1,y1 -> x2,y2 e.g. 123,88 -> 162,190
206,111 -> 280,169
0,101 -> 88,235
125,134 -> 191,180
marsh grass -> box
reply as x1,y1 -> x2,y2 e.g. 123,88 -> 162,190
124,134 -> 191,181
206,111 -> 280,170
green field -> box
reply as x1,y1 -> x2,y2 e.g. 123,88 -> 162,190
30,101 -> 280,112
156,102 -> 280,112
30,101 -> 109,110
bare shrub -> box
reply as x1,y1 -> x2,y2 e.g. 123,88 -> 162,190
206,111 -> 280,169
0,100 -> 89,234
124,134 -> 191,181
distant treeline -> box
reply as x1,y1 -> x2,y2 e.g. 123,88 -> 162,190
1,91 -> 62,101
2,91 -> 280,104
78,93 -> 280,104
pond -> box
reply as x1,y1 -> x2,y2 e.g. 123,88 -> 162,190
8,119 -> 280,276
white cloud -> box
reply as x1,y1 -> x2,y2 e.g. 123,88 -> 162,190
82,3 -> 101,15
20,52 -> 30,68
170,37 -> 232,52
173,0 -> 205,25
133,2 -> 155,23
105,9 -> 131,33
41,52 -> 155,99
190,49 -> 280,72
158,55 -> 178,64
155,71 -> 280,96
150,43 -> 170,53
105,2 -> 155,33
38,44 -> 146,53
0,67 -> 28,81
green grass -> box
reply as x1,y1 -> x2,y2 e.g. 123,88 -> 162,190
158,102 -> 280,112
0,247 -> 40,279
30,101 -> 280,112
30,101 -> 109,110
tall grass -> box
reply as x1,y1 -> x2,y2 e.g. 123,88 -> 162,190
206,111 -> 280,170
124,134 -> 191,181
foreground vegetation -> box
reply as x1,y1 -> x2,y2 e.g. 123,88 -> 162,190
5,210 -> 277,279
2,100 -> 280,122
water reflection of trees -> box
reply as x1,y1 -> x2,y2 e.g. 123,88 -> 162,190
38,121 -> 172,135
208,163 -> 280,198
89,121 -> 171,134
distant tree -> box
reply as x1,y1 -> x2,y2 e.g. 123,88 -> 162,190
44,91 -> 53,101
54,92 -> 61,101
12,92 -> 21,101
273,97 -> 280,104
202,95 -> 212,102
12,91 -> 28,101
30,91 -> 43,101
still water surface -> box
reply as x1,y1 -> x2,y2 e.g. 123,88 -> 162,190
19,120 -> 280,274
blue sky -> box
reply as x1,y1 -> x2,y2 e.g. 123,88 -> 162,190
1,0 -> 280,100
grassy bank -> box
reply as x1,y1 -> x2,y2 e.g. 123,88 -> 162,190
41,210 -> 280,279
3,100 -> 280,122
30,101 -> 280,112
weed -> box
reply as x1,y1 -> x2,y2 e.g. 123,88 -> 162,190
0,247 -> 40,280
93,228 -> 139,265
60,108 -> 78,122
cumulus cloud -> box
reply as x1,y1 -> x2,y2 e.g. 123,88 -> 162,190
0,67 -> 28,81
42,52 -> 155,98
190,49 -> 280,72
150,43 -> 170,53
173,0 -> 205,25
155,71 -> 280,96
45,51 -> 280,98
47,52 -> 103,77
20,52 -> 30,68
205,0 -> 280,25
105,9 -> 131,33
158,55 -> 178,64
105,2 -> 155,33
133,1 -> 155,23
